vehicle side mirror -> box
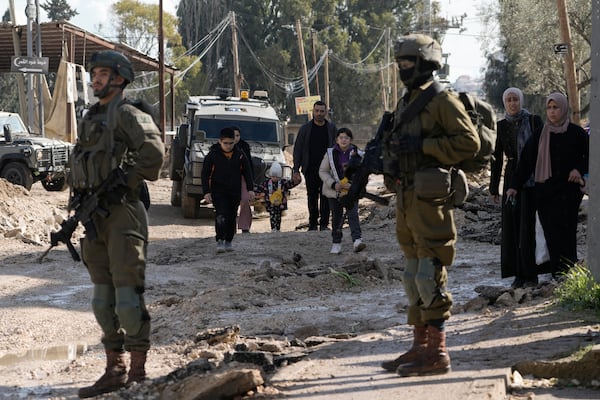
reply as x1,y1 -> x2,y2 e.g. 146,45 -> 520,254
3,124 -> 12,143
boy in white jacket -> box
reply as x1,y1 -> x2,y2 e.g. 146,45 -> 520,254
319,128 -> 366,254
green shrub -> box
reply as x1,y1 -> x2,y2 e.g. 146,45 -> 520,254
554,263 -> 600,313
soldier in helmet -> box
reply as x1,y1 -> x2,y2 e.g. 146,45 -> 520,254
379,34 -> 480,376
72,50 -> 165,398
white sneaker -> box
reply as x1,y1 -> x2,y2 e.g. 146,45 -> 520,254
330,243 -> 342,254
353,239 -> 366,253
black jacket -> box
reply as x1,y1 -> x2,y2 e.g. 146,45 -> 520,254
201,143 -> 253,197
235,139 -> 254,183
511,122 -> 589,198
489,114 -> 543,195
292,119 -> 336,174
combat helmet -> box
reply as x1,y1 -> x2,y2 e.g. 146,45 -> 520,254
394,34 -> 442,70
88,50 -> 135,84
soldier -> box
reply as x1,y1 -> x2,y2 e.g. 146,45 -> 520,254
380,34 -> 480,376
71,50 -> 165,398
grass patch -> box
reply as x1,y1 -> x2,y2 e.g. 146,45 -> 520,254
329,267 -> 360,287
554,263 -> 600,313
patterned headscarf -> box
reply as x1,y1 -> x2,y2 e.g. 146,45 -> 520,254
534,92 -> 570,183
502,87 -> 524,118
502,87 -> 534,186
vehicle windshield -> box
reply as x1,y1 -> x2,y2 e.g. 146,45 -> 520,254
197,119 -> 279,142
0,114 -> 29,137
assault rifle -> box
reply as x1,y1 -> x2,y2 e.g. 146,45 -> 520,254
339,112 -> 393,208
38,168 -> 128,263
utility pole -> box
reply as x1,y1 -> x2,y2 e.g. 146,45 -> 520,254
25,0 -> 35,132
158,0 -> 166,141
392,63 -> 398,109
311,30 -> 320,96
380,64 -> 387,112
588,0 -> 600,282
295,20 -> 311,120
9,0 -> 27,124
231,12 -> 242,96
324,46 -> 330,110
34,0 -> 44,136
556,0 -> 580,124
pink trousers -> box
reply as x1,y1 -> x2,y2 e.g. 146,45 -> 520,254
238,179 -> 252,231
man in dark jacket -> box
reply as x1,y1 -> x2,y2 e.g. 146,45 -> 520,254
292,101 -> 336,230
202,127 -> 255,252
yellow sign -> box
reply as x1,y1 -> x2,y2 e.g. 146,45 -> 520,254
294,95 -> 322,115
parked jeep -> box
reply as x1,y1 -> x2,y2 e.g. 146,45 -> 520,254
0,111 -> 73,191
170,89 -> 291,218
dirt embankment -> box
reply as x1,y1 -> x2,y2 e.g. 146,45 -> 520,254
0,173 -> 597,400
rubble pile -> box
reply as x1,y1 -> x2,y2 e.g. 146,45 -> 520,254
0,178 -> 65,244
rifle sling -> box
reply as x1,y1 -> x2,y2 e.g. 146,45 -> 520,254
399,81 -> 445,125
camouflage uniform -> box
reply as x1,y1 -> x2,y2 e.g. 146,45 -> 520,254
73,96 -> 164,350
380,34 -> 480,377
382,83 -> 480,324
72,50 -> 164,398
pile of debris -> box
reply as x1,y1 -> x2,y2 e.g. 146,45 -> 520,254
0,178 -> 66,245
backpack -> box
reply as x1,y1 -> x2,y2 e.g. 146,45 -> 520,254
456,92 -> 497,172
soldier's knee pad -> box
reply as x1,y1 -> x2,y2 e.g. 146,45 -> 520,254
115,287 -> 143,336
415,258 -> 438,307
402,258 -> 420,305
91,284 -> 117,333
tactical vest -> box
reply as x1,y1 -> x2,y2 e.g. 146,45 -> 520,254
69,99 -> 128,191
382,100 -> 424,185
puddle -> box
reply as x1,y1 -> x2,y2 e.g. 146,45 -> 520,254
21,284 -> 90,306
0,343 -> 88,366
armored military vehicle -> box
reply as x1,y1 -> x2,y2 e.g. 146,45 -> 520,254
169,89 -> 291,218
0,111 -> 72,191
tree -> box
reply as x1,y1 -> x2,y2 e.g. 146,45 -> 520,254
41,0 -> 78,21
176,0 -> 449,124
483,0 -> 591,118
109,0 -> 204,123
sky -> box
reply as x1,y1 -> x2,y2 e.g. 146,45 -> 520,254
10,0 -> 492,82
438,0 -> 496,81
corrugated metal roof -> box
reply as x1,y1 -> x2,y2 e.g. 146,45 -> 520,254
0,21 -> 176,75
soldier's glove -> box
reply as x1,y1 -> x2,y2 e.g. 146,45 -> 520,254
393,135 -> 423,154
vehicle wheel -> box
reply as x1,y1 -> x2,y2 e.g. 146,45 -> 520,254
1,162 -> 34,190
181,180 -> 200,219
41,177 -> 68,192
169,136 -> 185,181
171,180 -> 182,207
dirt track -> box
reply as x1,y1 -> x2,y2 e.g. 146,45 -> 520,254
0,175 -> 597,399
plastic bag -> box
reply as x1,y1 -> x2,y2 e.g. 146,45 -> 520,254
535,212 -> 550,265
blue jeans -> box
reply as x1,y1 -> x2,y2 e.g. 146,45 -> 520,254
328,198 -> 361,244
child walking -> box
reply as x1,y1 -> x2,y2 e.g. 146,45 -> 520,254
202,127 -> 255,252
319,127 -> 366,254
255,162 -> 299,232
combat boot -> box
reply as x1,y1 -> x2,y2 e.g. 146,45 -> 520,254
127,351 -> 147,385
396,325 -> 450,376
381,325 -> 428,372
78,349 -> 127,398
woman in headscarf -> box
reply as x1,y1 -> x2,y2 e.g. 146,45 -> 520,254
490,88 -> 544,288
507,92 -> 588,278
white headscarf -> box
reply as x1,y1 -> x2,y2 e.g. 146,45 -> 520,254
502,87 -> 524,117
